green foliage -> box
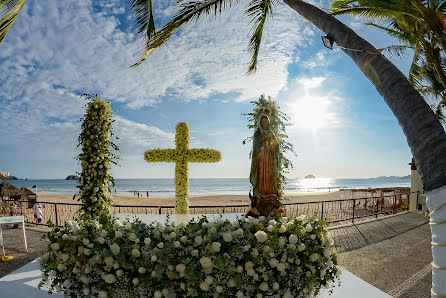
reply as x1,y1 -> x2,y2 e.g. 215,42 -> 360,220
330,0 -> 446,122
0,0 -> 27,47
77,94 -> 119,220
243,94 -> 296,197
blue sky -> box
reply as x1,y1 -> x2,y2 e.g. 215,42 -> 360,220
0,0 -> 435,179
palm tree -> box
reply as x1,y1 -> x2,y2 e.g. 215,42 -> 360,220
0,0 -> 27,47
129,0 -> 446,293
330,0 -> 446,122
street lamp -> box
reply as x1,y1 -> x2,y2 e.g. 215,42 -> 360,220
321,35 -> 334,50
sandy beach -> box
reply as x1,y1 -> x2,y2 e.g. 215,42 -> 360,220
35,191 -> 355,206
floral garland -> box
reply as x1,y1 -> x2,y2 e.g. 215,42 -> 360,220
144,122 -> 221,214
77,94 -> 119,220
39,215 -> 340,297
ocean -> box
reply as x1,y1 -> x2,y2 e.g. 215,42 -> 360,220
5,177 -> 411,197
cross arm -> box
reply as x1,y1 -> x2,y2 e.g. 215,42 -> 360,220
144,149 -> 177,163
187,149 -> 221,163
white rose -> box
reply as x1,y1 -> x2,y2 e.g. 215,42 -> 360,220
279,225 -> 286,233
298,243 -> 306,252
63,279 -> 72,288
62,254 -> 69,262
277,263 -> 286,272
273,282 -> 280,290
236,265 -> 243,273
259,282 -> 269,291
336,268 -> 343,276
194,236 -> 203,245
98,291 -> 107,298
310,253 -> 319,262
216,285 -> 223,293
306,224 -> 313,232
116,269 -> 124,277
279,237 -> 286,247
327,260 -> 334,267
80,276 -> 90,284
62,234 -> 69,240
173,241 -> 181,248
251,248 -> 259,257
223,233 -> 233,242
191,249 -> 199,257
212,242 -> 221,252
110,243 -> 120,255
151,255 -> 158,262
320,268 -> 327,278
104,256 -> 114,266
324,248 -> 332,258
269,219 -> 277,226
267,225 -> 274,232
132,277 -> 139,285
200,256 -> 213,269
245,261 -> 254,270
100,230 -> 108,237
115,231 -> 122,238
98,237 -> 105,244
104,274 -> 116,284
180,236 -> 188,243
138,267 -> 146,274
157,242 -> 164,249
83,288 -> 90,295
254,231 -> 268,243
269,258 -> 279,268
310,234 -> 316,240
132,249 -> 141,257
113,221 -> 122,229
57,264 -> 66,271
144,237 -> 152,245
200,282 -> 210,291
125,223 -> 132,230
154,290 -> 162,298
289,234 -> 298,244
50,243 -> 60,250
228,279 -> 236,287
83,238 -> 90,245
236,291 -> 244,298
176,263 -> 186,274
205,275 -> 214,284
129,233 -> 137,241
55,285 -> 62,293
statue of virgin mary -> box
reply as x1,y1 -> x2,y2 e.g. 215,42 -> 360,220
247,114 -> 283,217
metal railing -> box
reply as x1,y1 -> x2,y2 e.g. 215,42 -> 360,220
0,191 -> 415,228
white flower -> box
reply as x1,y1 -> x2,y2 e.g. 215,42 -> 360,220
129,233 -> 137,241
279,225 -> 286,233
243,244 -> 251,251
259,282 -> 269,291
83,288 -> 90,295
138,267 -> 146,274
298,243 -> 306,252
104,257 -> 114,266
180,236 -> 188,243
98,237 -> 105,244
116,269 -> 124,278
61,254 -> 69,262
83,238 -> 90,245
132,277 -> 139,285
80,276 -> 90,284
228,279 -> 236,287
200,257 -> 213,269
306,224 -> 313,232
223,233 -> 233,242
151,255 -> 158,262
63,279 -> 72,288
216,285 -> 223,293
176,264 -> 186,274
324,248 -> 332,258
132,249 -> 141,257
236,291 -> 244,298
289,234 -> 298,244
100,230 -> 108,237
251,248 -> 259,257
115,231 -> 122,238
104,274 -> 116,284
98,291 -> 108,298
255,231 -> 268,243
327,260 -> 334,267
50,243 -> 60,250
144,237 -> 152,245
212,242 -> 221,252
310,253 -> 319,262
279,237 -> 286,247
200,282 -> 210,291
125,223 -> 132,230
157,242 -> 164,249
273,282 -> 280,290
110,243 -> 120,255
269,259 -> 279,268
194,236 -> 203,245
320,268 -> 327,278
205,275 -> 214,284
269,219 -> 277,226
57,264 -> 66,271
336,268 -> 343,276
234,228 -> 244,237
236,265 -> 243,273
154,291 -> 162,298
283,291 -> 292,298
310,234 -> 316,240
62,234 -> 69,240
113,221 -> 122,229
277,263 -> 286,272
173,241 -> 181,248
55,285 -> 62,293
267,225 -> 274,232
170,232 -> 177,239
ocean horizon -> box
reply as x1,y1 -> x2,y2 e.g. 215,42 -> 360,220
4,177 -> 411,197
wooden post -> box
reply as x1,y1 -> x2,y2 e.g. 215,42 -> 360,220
54,204 -> 59,227
352,199 -> 356,223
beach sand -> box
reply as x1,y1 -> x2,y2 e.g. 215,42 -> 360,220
36,191 -> 351,206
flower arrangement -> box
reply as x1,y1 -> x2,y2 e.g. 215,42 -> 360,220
39,215 -> 340,297
76,94 -> 119,220
144,122 -> 221,214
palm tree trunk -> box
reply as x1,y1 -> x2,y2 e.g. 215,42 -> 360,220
283,0 -> 446,296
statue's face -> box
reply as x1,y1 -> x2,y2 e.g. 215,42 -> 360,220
261,117 -> 268,129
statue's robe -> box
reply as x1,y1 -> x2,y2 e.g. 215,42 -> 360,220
249,126 -> 282,216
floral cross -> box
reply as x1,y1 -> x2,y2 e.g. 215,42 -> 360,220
144,122 -> 221,214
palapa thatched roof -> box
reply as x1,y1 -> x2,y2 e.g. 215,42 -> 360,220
0,181 -> 21,198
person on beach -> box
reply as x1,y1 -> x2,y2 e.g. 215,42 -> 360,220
33,203 -> 43,226
146,191 -> 149,198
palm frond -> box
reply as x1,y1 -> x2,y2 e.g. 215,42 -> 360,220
245,0 -> 275,74
131,0 -> 238,67
130,0 -> 156,45
365,22 -> 413,44
0,0 -> 26,47
409,46 -> 426,90
378,44 -> 412,59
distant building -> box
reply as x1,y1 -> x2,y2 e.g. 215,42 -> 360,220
0,171 -> 9,177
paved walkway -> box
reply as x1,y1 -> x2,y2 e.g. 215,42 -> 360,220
329,211 -> 432,297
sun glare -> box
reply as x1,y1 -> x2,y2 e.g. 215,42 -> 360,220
288,95 -> 336,131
